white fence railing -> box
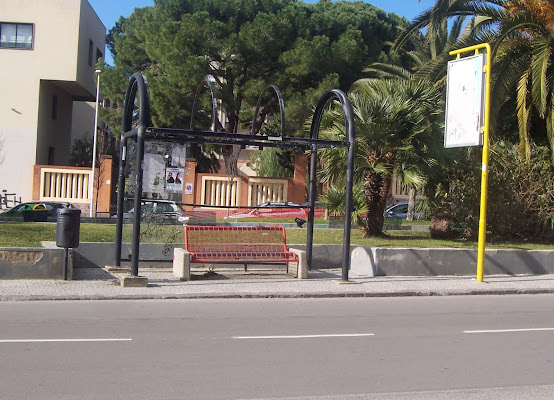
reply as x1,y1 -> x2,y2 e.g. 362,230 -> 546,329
199,176 -> 290,208
201,176 -> 240,207
247,178 -> 288,206
39,167 -> 92,203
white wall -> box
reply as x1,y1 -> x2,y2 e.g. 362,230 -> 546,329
71,102 -> 96,142
0,0 -> 105,201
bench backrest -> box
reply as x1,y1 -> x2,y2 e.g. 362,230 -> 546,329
184,226 -> 289,254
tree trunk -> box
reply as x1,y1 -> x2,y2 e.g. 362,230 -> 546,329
363,171 -> 392,236
406,186 -> 416,221
362,152 -> 395,236
222,109 -> 241,178
252,96 -> 279,135
222,144 -> 241,178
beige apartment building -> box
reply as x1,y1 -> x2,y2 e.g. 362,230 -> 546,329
0,0 -> 106,202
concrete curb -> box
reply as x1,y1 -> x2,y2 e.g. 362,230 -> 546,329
2,287 -> 554,302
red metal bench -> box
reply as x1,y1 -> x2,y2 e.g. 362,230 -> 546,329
174,225 -> 307,280
183,226 -> 298,271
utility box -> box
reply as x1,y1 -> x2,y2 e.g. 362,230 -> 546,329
56,208 -> 81,248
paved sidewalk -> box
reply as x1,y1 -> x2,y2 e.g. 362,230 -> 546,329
2,267 -> 554,301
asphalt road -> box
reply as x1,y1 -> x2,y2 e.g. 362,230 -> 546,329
1,295 -> 554,399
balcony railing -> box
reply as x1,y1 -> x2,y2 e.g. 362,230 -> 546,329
39,167 -> 91,203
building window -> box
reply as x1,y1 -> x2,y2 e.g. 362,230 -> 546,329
88,39 -> 93,66
48,147 -> 55,165
96,48 -> 103,64
0,23 -> 33,49
52,95 -> 58,120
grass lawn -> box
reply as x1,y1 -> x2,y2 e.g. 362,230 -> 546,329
0,221 -> 553,250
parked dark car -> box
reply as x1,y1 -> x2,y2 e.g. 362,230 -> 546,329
300,201 -> 323,209
385,202 -> 424,219
2,202 -> 72,217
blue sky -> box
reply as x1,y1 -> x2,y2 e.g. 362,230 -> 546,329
88,0 -> 436,65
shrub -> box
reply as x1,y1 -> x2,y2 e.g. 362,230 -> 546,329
428,142 -> 554,241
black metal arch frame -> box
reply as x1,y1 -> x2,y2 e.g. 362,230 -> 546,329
251,85 -> 286,137
114,73 -> 356,281
190,74 -> 221,132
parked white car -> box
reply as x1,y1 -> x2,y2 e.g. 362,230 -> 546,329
122,200 -> 189,224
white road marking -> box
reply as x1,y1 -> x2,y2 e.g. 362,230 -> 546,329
0,338 -> 132,343
464,328 -> 554,334
237,383 -> 554,400
233,333 -> 374,340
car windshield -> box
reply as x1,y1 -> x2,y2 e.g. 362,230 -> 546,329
127,201 -> 185,215
156,203 -> 175,213
392,204 -> 408,213
256,202 -> 299,208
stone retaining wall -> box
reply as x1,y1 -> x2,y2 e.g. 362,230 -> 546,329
2,243 -> 554,279
0,248 -> 71,280
349,247 -> 554,276
72,243 -> 554,276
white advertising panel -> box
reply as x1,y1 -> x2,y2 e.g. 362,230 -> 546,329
445,54 -> 485,148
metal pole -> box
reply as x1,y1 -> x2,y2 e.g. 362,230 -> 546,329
114,136 -> 127,267
306,144 -> 318,271
308,90 -> 355,281
449,43 -> 491,282
341,95 -> 355,282
89,69 -> 102,218
63,248 -> 68,281
125,73 -> 151,277
476,46 -> 492,283
130,132 -> 144,277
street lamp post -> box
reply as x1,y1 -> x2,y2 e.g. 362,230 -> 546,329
89,69 -> 102,218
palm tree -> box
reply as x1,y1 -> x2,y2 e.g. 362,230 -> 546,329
318,183 -> 368,228
319,78 -> 444,236
369,14 -> 475,89
395,0 -> 554,161
494,0 -> 554,161
362,26 -> 463,220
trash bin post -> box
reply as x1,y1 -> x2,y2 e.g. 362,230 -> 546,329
56,208 -> 81,280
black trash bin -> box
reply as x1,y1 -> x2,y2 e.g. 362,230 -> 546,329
56,208 -> 81,249
56,208 -> 81,281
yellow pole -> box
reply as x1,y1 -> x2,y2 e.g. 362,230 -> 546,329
449,44 -> 491,283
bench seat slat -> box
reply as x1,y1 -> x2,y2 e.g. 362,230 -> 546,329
187,245 -> 287,253
190,251 -> 298,262
184,225 -> 298,265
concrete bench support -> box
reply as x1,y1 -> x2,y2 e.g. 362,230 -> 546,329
173,248 -> 191,281
173,247 -> 307,280
289,249 -> 308,279
119,275 -> 148,287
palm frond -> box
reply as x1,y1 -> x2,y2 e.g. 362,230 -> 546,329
531,36 -> 552,116
516,70 -> 532,162
362,63 -> 413,80
547,105 -> 554,159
